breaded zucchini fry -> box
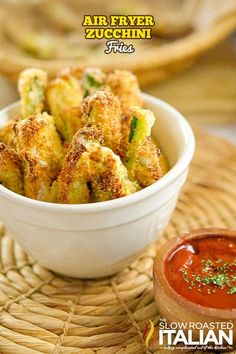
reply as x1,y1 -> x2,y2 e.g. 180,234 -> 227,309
159,152 -> 169,175
57,125 -> 103,204
18,68 -> 48,118
83,90 -> 122,153
133,137 -> 163,188
106,70 -> 143,117
14,113 -> 64,201
89,143 -> 137,202
0,142 -> 23,194
126,107 -> 162,187
46,74 -> 84,141
0,119 -> 17,150
58,106 -> 84,142
106,70 -> 143,159
81,68 -> 107,98
58,125 -> 136,203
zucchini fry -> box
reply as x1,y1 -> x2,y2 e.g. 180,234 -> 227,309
126,106 -> 162,187
46,74 -> 84,141
58,125 -> 136,203
18,68 -> 48,118
58,106 -> 84,142
0,142 -> 23,194
159,152 -> 169,176
57,125 -> 103,204
83,90 -> 122,153
106,70 -> 143,117
106,70 -> 143,159
89,143 -> 137,202
0,119 -> 17,150
14,113 -> 64,201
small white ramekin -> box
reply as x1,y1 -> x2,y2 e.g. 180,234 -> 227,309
0,94 -> 195,278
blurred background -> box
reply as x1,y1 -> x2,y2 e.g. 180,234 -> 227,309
0,0 -> 235,142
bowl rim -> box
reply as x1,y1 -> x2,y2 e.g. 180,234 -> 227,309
0,93 -> 195,212
153,228 -> 236,318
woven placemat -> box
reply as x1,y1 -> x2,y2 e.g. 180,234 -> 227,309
0,129 -> 235,354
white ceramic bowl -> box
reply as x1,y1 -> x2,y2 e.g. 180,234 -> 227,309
0,94 -> 195,278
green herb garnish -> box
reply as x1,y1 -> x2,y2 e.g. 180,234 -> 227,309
195,276 -> 201,283
202,274 -> 230,289
179,256 -> 235,294
228,286 -> 236,294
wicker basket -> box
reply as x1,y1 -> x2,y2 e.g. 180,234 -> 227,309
0,0 -> 235,86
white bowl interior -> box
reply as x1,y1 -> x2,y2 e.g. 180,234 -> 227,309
144,93 -> 191,169
0,101 -> 19,127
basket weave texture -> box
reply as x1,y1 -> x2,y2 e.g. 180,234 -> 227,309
0,1 -> 235,86
0,129 -> 235,354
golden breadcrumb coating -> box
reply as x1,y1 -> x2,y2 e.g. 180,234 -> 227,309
106,70 -> 143,117
57,125 -> 136,204
89,143 -> 137,202
134,137 -> 162,187
106,70 -> 143,161
11,67 -> 168,204
0,118 -> 17,150
126,106 -> 163,187
83,90 -> 122,154
75,123 -> 104,146
106,70 -> 143,159
18,68 -> 48,118
159,151 -> 169,175
0,142 -> 23,194
58,106 -> 85,142
57,126 -> 100,204
14,113 -> 64,201
46,74 -> 84,141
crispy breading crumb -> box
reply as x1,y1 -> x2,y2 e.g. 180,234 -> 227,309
0,142 -> 23,194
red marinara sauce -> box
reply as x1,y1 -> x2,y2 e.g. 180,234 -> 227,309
165,236 -> 236,309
